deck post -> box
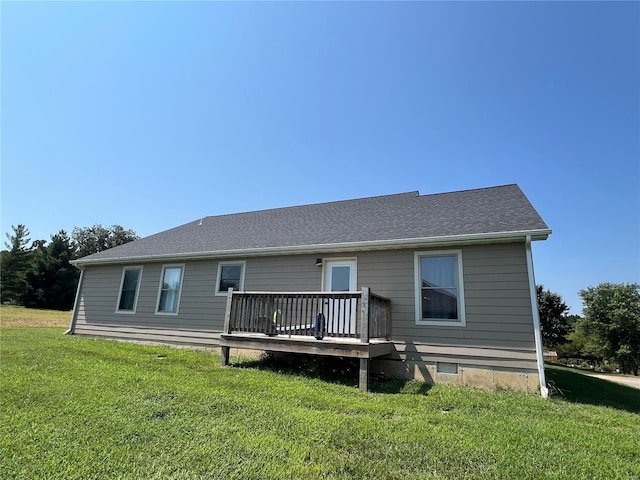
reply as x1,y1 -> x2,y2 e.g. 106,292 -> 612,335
385,298 -> 391,340
359,287 -> 370,392
359,359 -> 369,392
360,287 -> 370,344
221,287 -> 234,367
221,345 -> 230,366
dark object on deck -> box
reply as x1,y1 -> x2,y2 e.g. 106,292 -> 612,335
313,313 -> 325,340
258,316 -> 277,336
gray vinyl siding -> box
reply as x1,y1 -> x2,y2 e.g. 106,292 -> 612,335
245,255 -> 322,292
72,244 -> 537,370
73,255 -> 323,346
354,242 -> 537,370
74,262 -> 222,346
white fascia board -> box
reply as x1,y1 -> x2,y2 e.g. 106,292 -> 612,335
71,228 -> 552,267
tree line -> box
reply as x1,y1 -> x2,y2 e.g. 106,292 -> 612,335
1,224 -> 138,310
537,284 -> 640,376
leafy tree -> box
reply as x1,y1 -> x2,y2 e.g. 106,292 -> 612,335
579,283 -> 640,375
23,230 -> 79,310
72,224 -> 139,258
554,321 -> 599,361
0,225 -> 33,304
537,285 -> 572,348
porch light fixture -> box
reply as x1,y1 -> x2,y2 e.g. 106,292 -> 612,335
315,258 -> 323,266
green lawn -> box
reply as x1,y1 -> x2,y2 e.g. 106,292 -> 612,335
0,305 -> 70,327
1,327 -> 639,479
545,364 -> 640,412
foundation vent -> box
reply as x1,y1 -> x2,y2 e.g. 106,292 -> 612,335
436,362 -> 459,375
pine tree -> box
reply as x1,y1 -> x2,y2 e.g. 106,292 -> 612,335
24,231 -> 79,310
0,225 -> 33,304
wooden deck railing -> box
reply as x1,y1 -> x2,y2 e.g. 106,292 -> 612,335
368,292 -> 391,340
223,287 -> 390,341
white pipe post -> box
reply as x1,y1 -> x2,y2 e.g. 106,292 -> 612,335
65,267 -> 85,335
525,236 -> 548,398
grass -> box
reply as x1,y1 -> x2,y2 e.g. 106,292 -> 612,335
0,305 -> 70,327
1,327 -> 639,479
545,364 -> 640,413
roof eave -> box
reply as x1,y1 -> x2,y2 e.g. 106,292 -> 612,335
71,228 -> 552,267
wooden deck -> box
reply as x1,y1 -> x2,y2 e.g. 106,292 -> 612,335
220,287 -> 393,391
220,333 -> 393,358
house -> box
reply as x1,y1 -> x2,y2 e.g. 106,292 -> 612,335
68,184 -> 551,396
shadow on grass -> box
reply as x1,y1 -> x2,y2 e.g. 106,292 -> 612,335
233,353 -> 432,395
368,377 -> 433,395
234,353 -> 360,388
546,365 -> 640,414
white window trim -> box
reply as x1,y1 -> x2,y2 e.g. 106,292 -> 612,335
115,266 -> 143,314
414,250 -> 466,327
155,264 -> 185,315
215,260 -> 246,296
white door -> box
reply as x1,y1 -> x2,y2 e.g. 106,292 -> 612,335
323,260 -> 357,335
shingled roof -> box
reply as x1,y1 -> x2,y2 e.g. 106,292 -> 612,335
73,184 -> 550,265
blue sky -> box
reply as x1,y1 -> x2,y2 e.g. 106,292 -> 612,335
2,2 -> 638,314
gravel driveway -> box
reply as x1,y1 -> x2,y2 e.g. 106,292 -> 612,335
591,374 -> 640,390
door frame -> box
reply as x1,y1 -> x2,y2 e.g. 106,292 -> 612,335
321,258 -> 358,335
321,258 -> 358,292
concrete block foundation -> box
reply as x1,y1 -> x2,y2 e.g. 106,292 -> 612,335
373,359 -> 539,394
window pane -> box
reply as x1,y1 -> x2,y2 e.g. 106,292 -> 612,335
219,265 -> 241,292
219,278 -> 238,291
119,289 -> 135,311
158,267 -> 182,313
118,269 -> 140,311
163,268 -> 182,290
122,269 -> 140,291
331,266 -> 351,292
422,287 -> 458,320
159,289 -> 178,313
421,256 -> 456,288
419,254 -> 460,321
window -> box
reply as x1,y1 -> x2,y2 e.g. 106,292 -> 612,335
156,265 -> 184,314
215,261 -> 246,295
414,250 -> 466,326
116,267 -> 142,313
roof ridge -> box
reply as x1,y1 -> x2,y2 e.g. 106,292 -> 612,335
204,190 -> 420,220
416,184 -> 519,198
